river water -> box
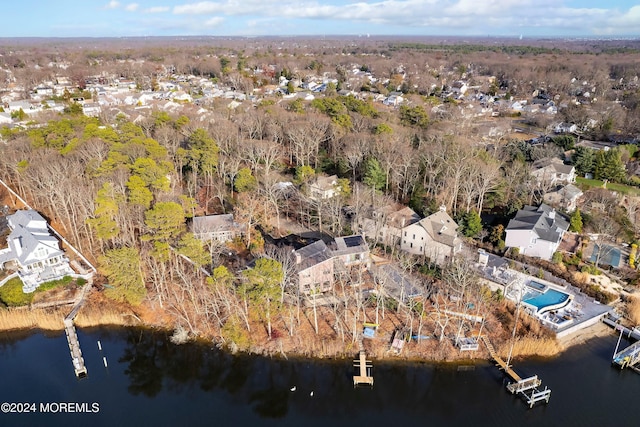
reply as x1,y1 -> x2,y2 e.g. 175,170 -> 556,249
0,327 -> 638,427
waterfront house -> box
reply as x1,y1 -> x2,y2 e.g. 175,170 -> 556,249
505,204 -> 569,260
294,234 -> 371,295
0,210 -> 73,292
294,240 -> 335,294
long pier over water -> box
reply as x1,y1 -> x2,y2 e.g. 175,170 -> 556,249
63,283 -> 91,378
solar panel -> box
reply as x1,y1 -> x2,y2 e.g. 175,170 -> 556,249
343,236 -> 363,247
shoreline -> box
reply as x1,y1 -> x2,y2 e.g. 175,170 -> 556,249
0,303 -> 619,364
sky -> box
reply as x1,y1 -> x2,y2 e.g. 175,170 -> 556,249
2,0 -> 640,38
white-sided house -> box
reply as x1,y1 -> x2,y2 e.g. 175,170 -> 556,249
360,204 -> 420,248
531,158 -> 576,186
191,214 -> 244,243
309,175 -> 339,201
400,208 -> 462,265
0,210 -> 73,292
504,204 -> 569,260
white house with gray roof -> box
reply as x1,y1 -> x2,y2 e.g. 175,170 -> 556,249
505,204 -> 569,260
0,210 -> 73,292
400,207 -> 462,265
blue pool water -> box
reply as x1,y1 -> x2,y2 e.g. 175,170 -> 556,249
523,288 -> 570,311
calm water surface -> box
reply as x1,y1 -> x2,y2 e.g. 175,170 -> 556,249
0,327 -> 638,427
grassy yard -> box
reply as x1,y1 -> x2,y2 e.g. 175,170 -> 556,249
575,177 -> 640,195
0,276 -> 77,307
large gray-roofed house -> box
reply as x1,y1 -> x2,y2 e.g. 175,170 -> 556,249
0,209 -> 73,292
400,208 -> 462,265
505,204 -> 569,260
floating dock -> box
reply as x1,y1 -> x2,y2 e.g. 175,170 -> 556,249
481,336 -> 551,408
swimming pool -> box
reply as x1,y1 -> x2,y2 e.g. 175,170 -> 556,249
523,288 -> 571,313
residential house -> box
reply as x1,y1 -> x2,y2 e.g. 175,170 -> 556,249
294,235 -> 370,295
82,102 -> 102,117
309,175 -> 339,201
543,184 -> 583,212
0,210 -> 73,292
0,112 -> 12,124
554,122 -> 577,134
360,204 -> 420,248
504,204 -> 569,260
294,240 -> 334,294
531,158 -> 576,187
329,235 -> 370,284
400,207 -> 462,264
191,214 -> 244,243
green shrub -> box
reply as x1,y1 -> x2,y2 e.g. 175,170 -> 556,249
0,277 -> 33,307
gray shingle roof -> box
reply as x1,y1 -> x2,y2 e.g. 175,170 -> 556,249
506,204 -> 569,244
295,240 -> 332,271
417,210 -> 459,247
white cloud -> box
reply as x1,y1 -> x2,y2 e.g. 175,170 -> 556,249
204,17 -> 224,27
104,0 -> 120,9
174,1 -> 222,15
168,1 -> 640,36
125,3 -> 139,12
145,6 -> 170,13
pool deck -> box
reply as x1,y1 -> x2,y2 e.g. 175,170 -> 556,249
478,252 -> 613,338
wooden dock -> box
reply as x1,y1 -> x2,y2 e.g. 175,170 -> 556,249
64,318 -> 87,378
63,282 -> 91,378
480,336 -> 551,408
353,334 -> 373,386
353,350 -> 374,386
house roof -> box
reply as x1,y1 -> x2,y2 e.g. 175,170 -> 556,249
0,210 -> 62,266
8,209 -> 47,229
330,235 -> 368,257
554,184 -> 583,200
532,157 -> 575,176
295,240 -> 332,271
506,204 -> 569,243
373,205 -> 420,229
416,210 -> 459,247
310,175 -> 338,192
192,214 -> 240,234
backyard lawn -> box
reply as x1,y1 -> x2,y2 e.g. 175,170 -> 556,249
576,177 -> 640,195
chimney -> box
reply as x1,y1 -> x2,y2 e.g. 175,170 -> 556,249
478,249 -> 489,267
548,209 -> 556,220
439,204 -> 446,212
401,217 -> 406,228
